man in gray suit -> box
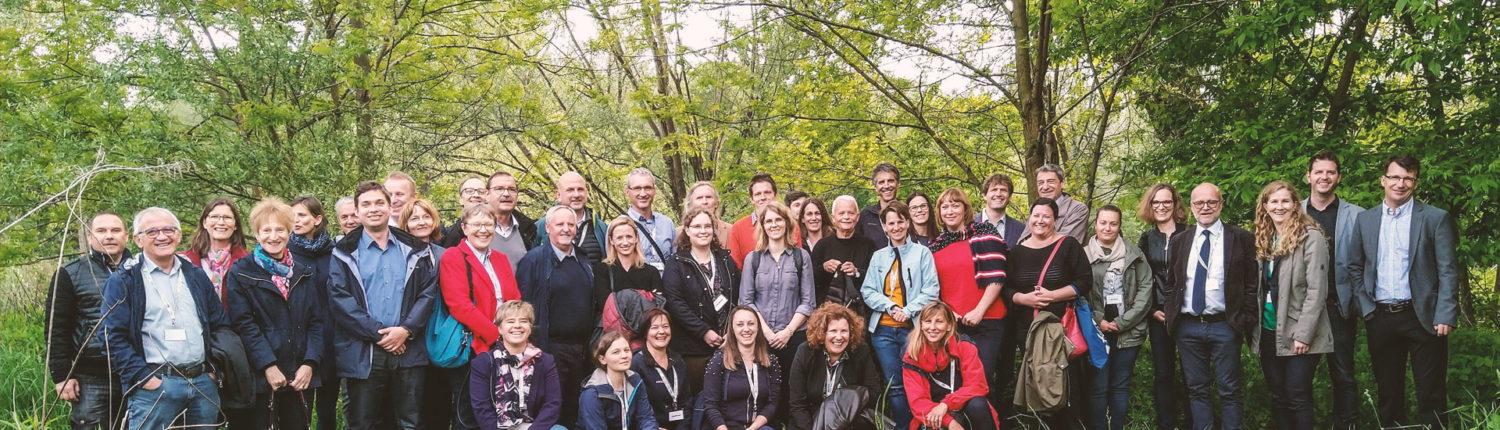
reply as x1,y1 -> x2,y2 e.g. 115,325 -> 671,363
1348,155 -> 1460,428
1302,150 -> 1363,430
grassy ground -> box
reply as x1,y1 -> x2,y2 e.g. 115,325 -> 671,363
3,262 -> 1498,429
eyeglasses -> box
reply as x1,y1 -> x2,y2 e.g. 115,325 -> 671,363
1382,175 -> 1417,185
628,185 -> 656,193
138,227 -> 180,238
461,187 -> 489,196
488,186 -> 518,194
206,215 -> 234,224
1190,200 -> 1222,209
465,222 -> 496,231
909,203 -> 930,210
687,224 -> 715,231
1150,200 -> 1176,208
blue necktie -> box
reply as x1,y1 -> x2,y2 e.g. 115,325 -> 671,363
1192,230 -> 1211,315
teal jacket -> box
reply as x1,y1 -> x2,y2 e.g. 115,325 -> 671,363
532,205 -> 610,252
860,242 -> 940,332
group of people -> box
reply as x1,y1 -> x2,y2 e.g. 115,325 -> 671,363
45,152 -> 1460,430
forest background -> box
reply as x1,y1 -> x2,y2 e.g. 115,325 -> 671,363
2,0 -> 1500,427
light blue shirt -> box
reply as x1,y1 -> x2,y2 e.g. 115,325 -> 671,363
1180,220 -> 1227,315
1376,199 -> 1414,304
140,256 -> 206,367
359,233 -> 409,327
467,241 -> 504,307
626,208 -> 676,267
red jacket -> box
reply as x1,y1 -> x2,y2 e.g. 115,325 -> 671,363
440,239 -> 520,353
902,338 -> 997,430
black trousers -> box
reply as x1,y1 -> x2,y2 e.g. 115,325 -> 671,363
419,365 -> 477,430
1324,303 -> 1360,430
548,340 -> 589,427
345,349 -> 426,430
314,379 -> 339,430
244,390 -> 314,430
1367,307 -> 1448,428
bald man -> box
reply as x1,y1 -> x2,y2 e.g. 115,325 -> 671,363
531,172 -> 610,264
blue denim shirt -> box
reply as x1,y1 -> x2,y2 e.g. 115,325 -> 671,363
140,256 -> 206,366
739,247 -> 815,332
1376,199 -> 1414,304
359,232 -> 410,326
626,207 -> 676,267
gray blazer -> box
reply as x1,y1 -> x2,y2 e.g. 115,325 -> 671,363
1251,227 -> 1334,356
1347,200 -> 1460,335
1302,198 -> 1364,317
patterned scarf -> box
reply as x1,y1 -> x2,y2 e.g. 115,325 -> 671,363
253,246 -> 294,298
494,344 -> 542,428
928,221 -> 1000,253
205,248 -> 232,295
288,230 -> 334,255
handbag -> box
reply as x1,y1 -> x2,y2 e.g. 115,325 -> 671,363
1074,300 -> 1110,369
428,258 -> 477,368
1032,240 -> 1088,361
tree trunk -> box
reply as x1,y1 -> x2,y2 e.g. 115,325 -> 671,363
1013,0 -> 1059,200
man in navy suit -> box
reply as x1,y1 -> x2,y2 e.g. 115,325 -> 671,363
1348,155 -> 1460,428
975,173 -> 1026,248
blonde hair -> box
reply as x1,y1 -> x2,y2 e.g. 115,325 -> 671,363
905,302 -> 959,363
495,300 -> 535,325
603,217 -> 645,268
248,197 -> 295,233
399,198 -> 443,242
753,201 -> 793,252
721,305 -> 772,371
1253,181 -> 1322,260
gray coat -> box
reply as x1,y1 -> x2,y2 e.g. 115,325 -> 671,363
1251,227 -> 1334,356
1084,238 -> 1153,349
1348,200 -> 1460,335
1302,198 -> 1363,317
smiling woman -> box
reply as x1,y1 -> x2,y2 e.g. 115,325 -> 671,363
182,196 -> 249,305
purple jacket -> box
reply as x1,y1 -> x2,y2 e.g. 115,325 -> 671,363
469,345 -> 562,429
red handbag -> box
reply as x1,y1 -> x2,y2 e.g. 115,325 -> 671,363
1033,239 -> 1088,360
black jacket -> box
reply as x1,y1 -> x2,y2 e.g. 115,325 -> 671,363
787,343 -> 883,430
1162,223 -> 1260,337
45,249 -> 129,383
288,231 -> 337,380
211,328 -> 254,409
1138,222 -> 1191,311
225,255 -> 325,393
661,249 -> 740,356
631,349 -> 695,429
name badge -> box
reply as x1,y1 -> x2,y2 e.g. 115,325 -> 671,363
649,262 -> 666,272
165,328 -> 188,341
1106,293 -> 1124,305
667,410 -> 685,422
713,294 -> 729,311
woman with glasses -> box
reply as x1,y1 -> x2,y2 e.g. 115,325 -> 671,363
183,196 -> 250,307
905,193 -> 940,246
662,205 -> 742,391
441,203 -> 523,430
1134,183 -> 1193,430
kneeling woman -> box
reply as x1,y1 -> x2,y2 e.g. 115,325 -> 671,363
703,305 -> 782,430
631,308 -> 696,429
788,303 -> 884,430
902,302 -> 998,430
578,331 -> 660,430
469,301 -> 566,430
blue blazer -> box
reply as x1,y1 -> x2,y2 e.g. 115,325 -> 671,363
101,254 -> 234,394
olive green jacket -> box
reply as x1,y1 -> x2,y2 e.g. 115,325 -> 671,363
1084,238 -> 1154,349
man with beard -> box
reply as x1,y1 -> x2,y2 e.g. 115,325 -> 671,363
1301,150 -> 1363,430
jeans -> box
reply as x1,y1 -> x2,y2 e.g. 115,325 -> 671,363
872,325 -> 913,428
69,374 -> 122,430
314,380 -> 339,430
126,373 -> 220,430
345,349 -> 426,430
1087,336 -> 1141,430
958,319 -> 1006,412
1146,318 -> 1189,430
1367,308 -> 1448,428
1258,329 -> 1318,430
244,390 -> 314,430
1175,319 -> 1242,430
1324,303 -> 1360,430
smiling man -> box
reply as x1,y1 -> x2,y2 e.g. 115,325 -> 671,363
856,163 -> 901,247
516,205 -> 598,426
439,176 -> 490,248
532,171 -> 610,264
1033,164 -> 1091,243
384,171 -> 418,227
1348,155 -> 1459,428
727,173 -> 781,266
1300,150 -> 1364,430
326,181 -> 440,430
101,207 -> 235,430
484,171 -> 537,271
47,211 -> 132,430
975,173 -> 1027,248
622,167 -> 676,269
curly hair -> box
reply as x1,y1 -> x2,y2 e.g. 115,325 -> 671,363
805,302 -> 866,350
1253,181 -> 1323,260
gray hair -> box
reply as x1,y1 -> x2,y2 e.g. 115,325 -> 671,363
626,167 -> 655,184
131,207 -> 181,235
831,195 -> 859,212
1037,164 -> 1066,182
334,197 -> 356,211
545,205 -> 578,221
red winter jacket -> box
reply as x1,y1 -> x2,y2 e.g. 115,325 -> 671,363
902,338 -> 996,430
440,239 -> 520,353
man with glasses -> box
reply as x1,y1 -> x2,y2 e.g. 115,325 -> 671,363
1349,155 -> 1459,428
1301,150 -> 1364,429
101,207 -> 234,430
623,167 -> 675,270
485,171 -> 536,271
439,176 -> 491,248
1161,183 -> 1258,430
47,211 -> 131,430
1031,164 -> 1091,243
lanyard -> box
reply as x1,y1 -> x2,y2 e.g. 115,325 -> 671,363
745,363 -> 759,407
654,365 -> 680,404
151,269 -> 189,326
823,361 -> 842,397
930,358 -> 958,392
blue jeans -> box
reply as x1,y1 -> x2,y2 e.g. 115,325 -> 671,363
126,373 -> 220,430
1088,336 -> 1141,430
872,325 -> 912,428
1258,329 -> 1319,430
1175,319 -> 1243,430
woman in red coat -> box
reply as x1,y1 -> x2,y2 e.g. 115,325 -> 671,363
440,203 -> 521,429
902,302 -> 998,430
